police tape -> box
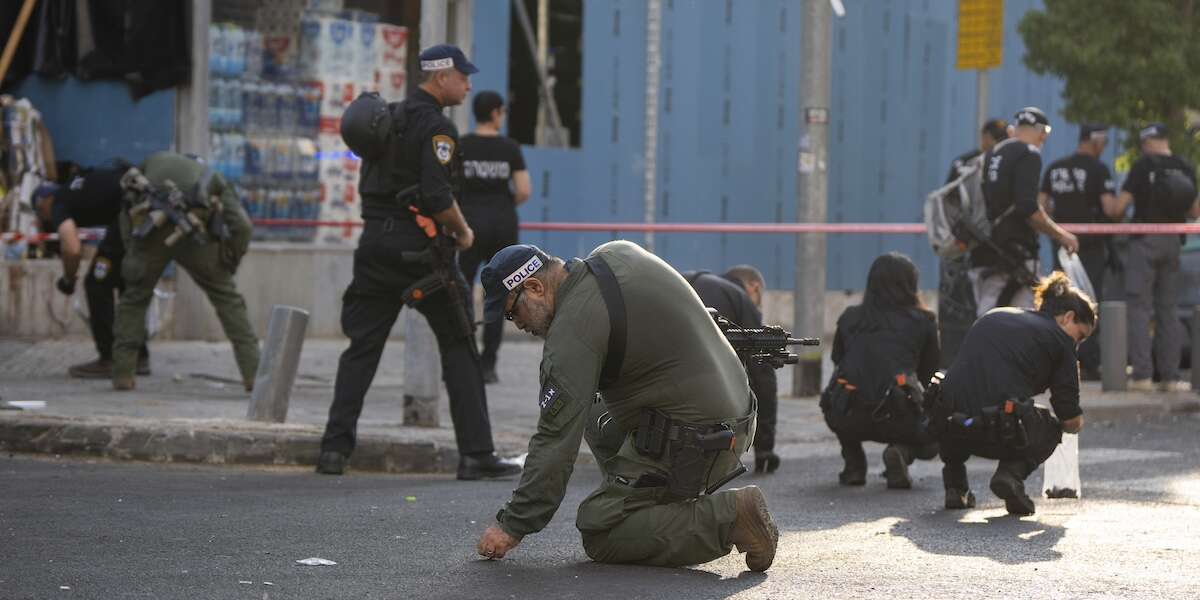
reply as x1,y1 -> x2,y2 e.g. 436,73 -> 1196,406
7,221 -> 1200,243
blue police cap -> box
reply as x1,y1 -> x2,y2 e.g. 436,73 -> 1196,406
1140,122 -> 1168,140
32,182 -> 59,203
418,44 -> 479,75
480,244 -> 551,323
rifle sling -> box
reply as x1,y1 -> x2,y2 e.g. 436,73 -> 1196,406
584,255 -> 627,389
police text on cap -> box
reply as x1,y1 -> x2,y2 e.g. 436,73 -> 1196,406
421,58 -> 454,71
504,255 -> 544,290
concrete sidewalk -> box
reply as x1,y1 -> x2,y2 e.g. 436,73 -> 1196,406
1,339 -> 1196,473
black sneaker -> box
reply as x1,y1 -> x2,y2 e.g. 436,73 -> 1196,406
136,356 -> 151,376
838,467 -> 866,486
482,367 -> 499,384
945,488 -> 976,509
315,451 -> 347,475
990,471 -> 1036,516
69,358 -> 112,379
754,451 -> 781,474
457,453 -> 522,480
882,445 -> 912,489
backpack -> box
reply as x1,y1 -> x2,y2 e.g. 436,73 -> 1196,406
924,154 -> 989,258
1147,155 -> 1197,223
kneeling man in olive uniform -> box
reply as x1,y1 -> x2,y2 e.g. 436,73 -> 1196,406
473,241 -> 778,571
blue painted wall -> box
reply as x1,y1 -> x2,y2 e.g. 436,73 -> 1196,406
12,77 -> 175,167
475,0 -> 1110,290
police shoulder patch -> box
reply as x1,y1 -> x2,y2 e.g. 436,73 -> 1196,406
538,383 -> 566,416
432,134 -> 455,165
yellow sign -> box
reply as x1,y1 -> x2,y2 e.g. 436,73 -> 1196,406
957,0 -> 1004,70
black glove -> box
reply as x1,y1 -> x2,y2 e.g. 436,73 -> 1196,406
56,276 -> 77,295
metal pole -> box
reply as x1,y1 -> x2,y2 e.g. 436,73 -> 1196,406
1100,301 -> 1127,392
247,306 -> 310,423
403,0 -> 450,428
976,69 -> 989,127
642,0 -> 662,252
535,0 -> 549,145
511,0 -> 567,147
792,0 -> 831,397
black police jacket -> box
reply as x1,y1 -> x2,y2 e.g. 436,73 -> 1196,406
358,88 -> 460,235
973,138 -> 1042,269
684,271 -> 777,413
831,304 -> 940,406
942,308 -> 1082,421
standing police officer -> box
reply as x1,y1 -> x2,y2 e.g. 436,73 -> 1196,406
316,45 -> 521,480
939,119 -> 1008,366
931,273 -> 1089,515
971,107 -> 1078,316
34,167 -> 151,378
1105,123 -> 1200,392
458,90 -> 531,384
474,242 -> 779,572
1038,123 -> 1118,380
111,152 -> 259,391
683,265 -> 781,474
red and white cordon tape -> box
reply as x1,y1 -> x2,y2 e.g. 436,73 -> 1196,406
6,221 -> 1200,243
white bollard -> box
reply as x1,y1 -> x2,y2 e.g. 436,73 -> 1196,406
1100,301 -> 1127,392
403,309 -> 441,427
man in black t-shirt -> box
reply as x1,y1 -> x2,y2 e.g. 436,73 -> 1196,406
939,118 -> 1008,367
1105,123 -> 1200,392
970,107 -> 1078,317
1038,123 -> 1117,379
459,90 -> 531,384
34,167 -> 150,379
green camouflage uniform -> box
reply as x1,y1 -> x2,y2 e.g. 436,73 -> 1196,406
111,152 -> 259,383
495,241 -> 756,567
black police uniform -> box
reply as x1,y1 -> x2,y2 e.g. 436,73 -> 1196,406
457,133 -> 527,377
683,270 -> 780,472
1041,152 -> 1114,375
936,308 -> 1080,509
823,304 -> 940,486
48,168 -> 149,365
971,138 -> 1043,313
320,87 -> 497,462
938,149 -> 984,367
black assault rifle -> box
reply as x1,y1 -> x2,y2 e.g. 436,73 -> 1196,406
399,230 -> 478,360
708,308 -> 820,369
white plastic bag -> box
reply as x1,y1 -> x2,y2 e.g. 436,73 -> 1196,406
1057,248 -> 1096,301
1042,432 -> 1081,499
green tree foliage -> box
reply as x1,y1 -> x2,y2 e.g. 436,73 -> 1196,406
1020,0 -> 1200,160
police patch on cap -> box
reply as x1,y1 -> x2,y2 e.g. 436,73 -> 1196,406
1014,107 -> 1051,131
1140,122 -> 1168,140
417,44 -> 480,75
504,254 -> 543,291
432,134 -> 455,165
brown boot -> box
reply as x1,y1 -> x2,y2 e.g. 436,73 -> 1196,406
113,376 -> 136,391
69,358 -> 113,379
728,486 -> 779,572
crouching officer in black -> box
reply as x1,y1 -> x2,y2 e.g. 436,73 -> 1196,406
928,272 -> 1090,515
317,44 -> 521,480
34,167 -> 151,378
822,253 -> 940,489
684,265 -> 781,474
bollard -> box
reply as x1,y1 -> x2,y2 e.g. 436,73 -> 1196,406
247,305 -> 310,423
1192,306 -> 1200,392
1100,301 -> 1127,392
403,309 -> 441,427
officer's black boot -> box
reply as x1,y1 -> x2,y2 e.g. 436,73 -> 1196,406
316,450 -> 348,475
457,452 -> 522,480
990,460 -> 1036,516
754,451 -> 781,474
838,439 -> 867,486
943,462 -> 975,509
882,444 -> 914,489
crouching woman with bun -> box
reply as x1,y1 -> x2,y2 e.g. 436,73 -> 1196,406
928,272 -> 1092,516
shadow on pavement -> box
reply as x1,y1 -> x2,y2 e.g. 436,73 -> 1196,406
889,510 -> 1066,564
444,559 -> 767,600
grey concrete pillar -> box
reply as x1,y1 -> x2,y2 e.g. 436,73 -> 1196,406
1192,306 -> 1200,391
247,305 -> 310,423
403,309 -> 441,427
1101,301 -> 1127,392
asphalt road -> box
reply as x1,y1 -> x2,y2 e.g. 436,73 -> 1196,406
3,412 -> 1199,600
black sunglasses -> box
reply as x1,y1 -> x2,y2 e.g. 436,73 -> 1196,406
504,286 -> 526,321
